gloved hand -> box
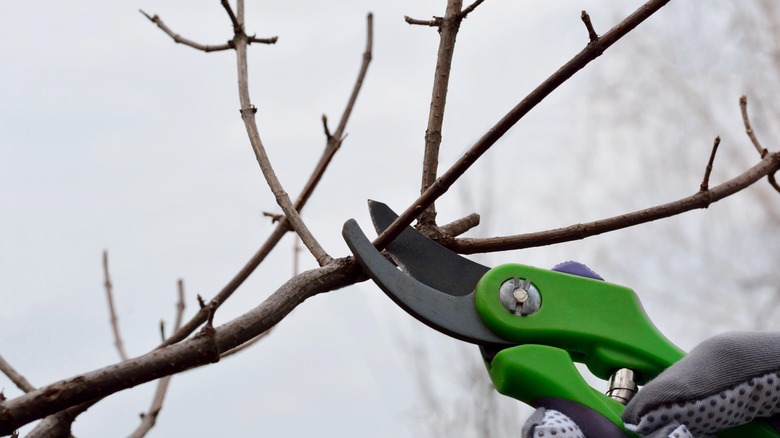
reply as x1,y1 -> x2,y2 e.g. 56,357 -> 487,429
522,331 -> 780,438
521,263 -> 780,438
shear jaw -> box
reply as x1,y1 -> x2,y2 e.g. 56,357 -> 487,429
342,218 -> 512,348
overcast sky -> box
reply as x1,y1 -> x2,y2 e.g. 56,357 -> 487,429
3,1 -> 776,437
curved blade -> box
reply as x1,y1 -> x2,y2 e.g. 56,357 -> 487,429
368,200 -> 489,297
343,219 -> 512,347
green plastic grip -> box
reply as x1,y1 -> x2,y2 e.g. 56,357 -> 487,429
489,344 -> 637,435
475,264 -> 684,382
475,264 -> 779,437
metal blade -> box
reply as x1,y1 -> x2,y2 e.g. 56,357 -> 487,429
368,200 -> 489,297
343,219 -> 512,347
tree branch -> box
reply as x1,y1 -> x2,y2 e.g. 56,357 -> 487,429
699,136 -> 720,192
439,213 -> 480,237
103,250 -> 129,361
127,280 -> 187,438
404,16 -> 443,27
458,0 -> 485,20
233,19 -> 332,266
0,258 -> 361,433
373,0 -> 673,251
419,0 -> 465,229
220,0 -> 241,33
581,10 -> 599,42
138,10 -> 232,53
740,95 -> 780,194
157,11 -> 372,349
0,356 -> 34,394
739,95 -> 768,158
447,151 -> 780,253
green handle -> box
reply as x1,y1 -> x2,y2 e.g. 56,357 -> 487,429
475,263 -> 684,382
488,344 -> 779,437
489,344 -> 635,435
476,264 -> 779,437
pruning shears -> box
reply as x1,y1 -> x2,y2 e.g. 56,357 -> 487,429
342,201 -> 778,437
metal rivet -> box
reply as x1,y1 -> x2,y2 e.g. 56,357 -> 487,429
499,277 -> 541,316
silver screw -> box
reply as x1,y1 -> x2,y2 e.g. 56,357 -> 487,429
499,277 -> 541,316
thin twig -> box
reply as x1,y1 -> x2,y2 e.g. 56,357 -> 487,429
448,151 -> 780,253
373,0 -> 673,251
248,36 -> 278,45
145,9 -> 372,350
220,0 -> 241,33
233,11 -> 332,266
262,211 -> 284,223
404,16 -> 443,27
161,14 -> 372,347
419,0 -> 465,229
128,281 -> 187,438
0,355 -> 35,393
139,10 -> 232,52
439,213 -> 480,237
458,0 -> 486,20
700,136 -> 721,192
739,95 -> 768,158
321,115 -> 333,141
740,95 -> 780,194
293,237 -> 301,276
581,11 -> 599,42
103,250 -> 129,361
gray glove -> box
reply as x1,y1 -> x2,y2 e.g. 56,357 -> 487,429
522,332 -> 780,438
623,331 -> 780,437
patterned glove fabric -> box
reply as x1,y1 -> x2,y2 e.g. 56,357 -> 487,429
523,332 -> 780,438
522,408 -> 585,438
622,331 -> 780,437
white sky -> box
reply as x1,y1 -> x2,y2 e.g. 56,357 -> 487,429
2,1 -> 776,437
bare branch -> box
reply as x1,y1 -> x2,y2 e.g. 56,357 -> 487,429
419,0 -> 464,229
139,10 -> 232,53
740,95 -> 780,194
248,35 -> 279,45
103,250 -> 129,361
144,11 -> 371,350
1,354 -> 85,438
293,237 -> 301,276
374,0 -> 673,250
235,36 -> 332,266
0,355 -> 35,393
700,136 -> 721,192
448,151 -> 780,253
581,10 -> 599,42
128,280 -> 187,438
262,211 -> 283,223
439,213 -> 480,237
458,0 -> 486,20
740,95 -> 768,158
0,258 -> 360,433
220,0 -> 241,33
404,16 -> 443,27
321,114 -> 333,141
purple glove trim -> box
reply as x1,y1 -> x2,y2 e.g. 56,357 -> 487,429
552,261 -> 604,281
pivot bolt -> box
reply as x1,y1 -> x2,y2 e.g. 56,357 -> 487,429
499,277 -> 541,316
